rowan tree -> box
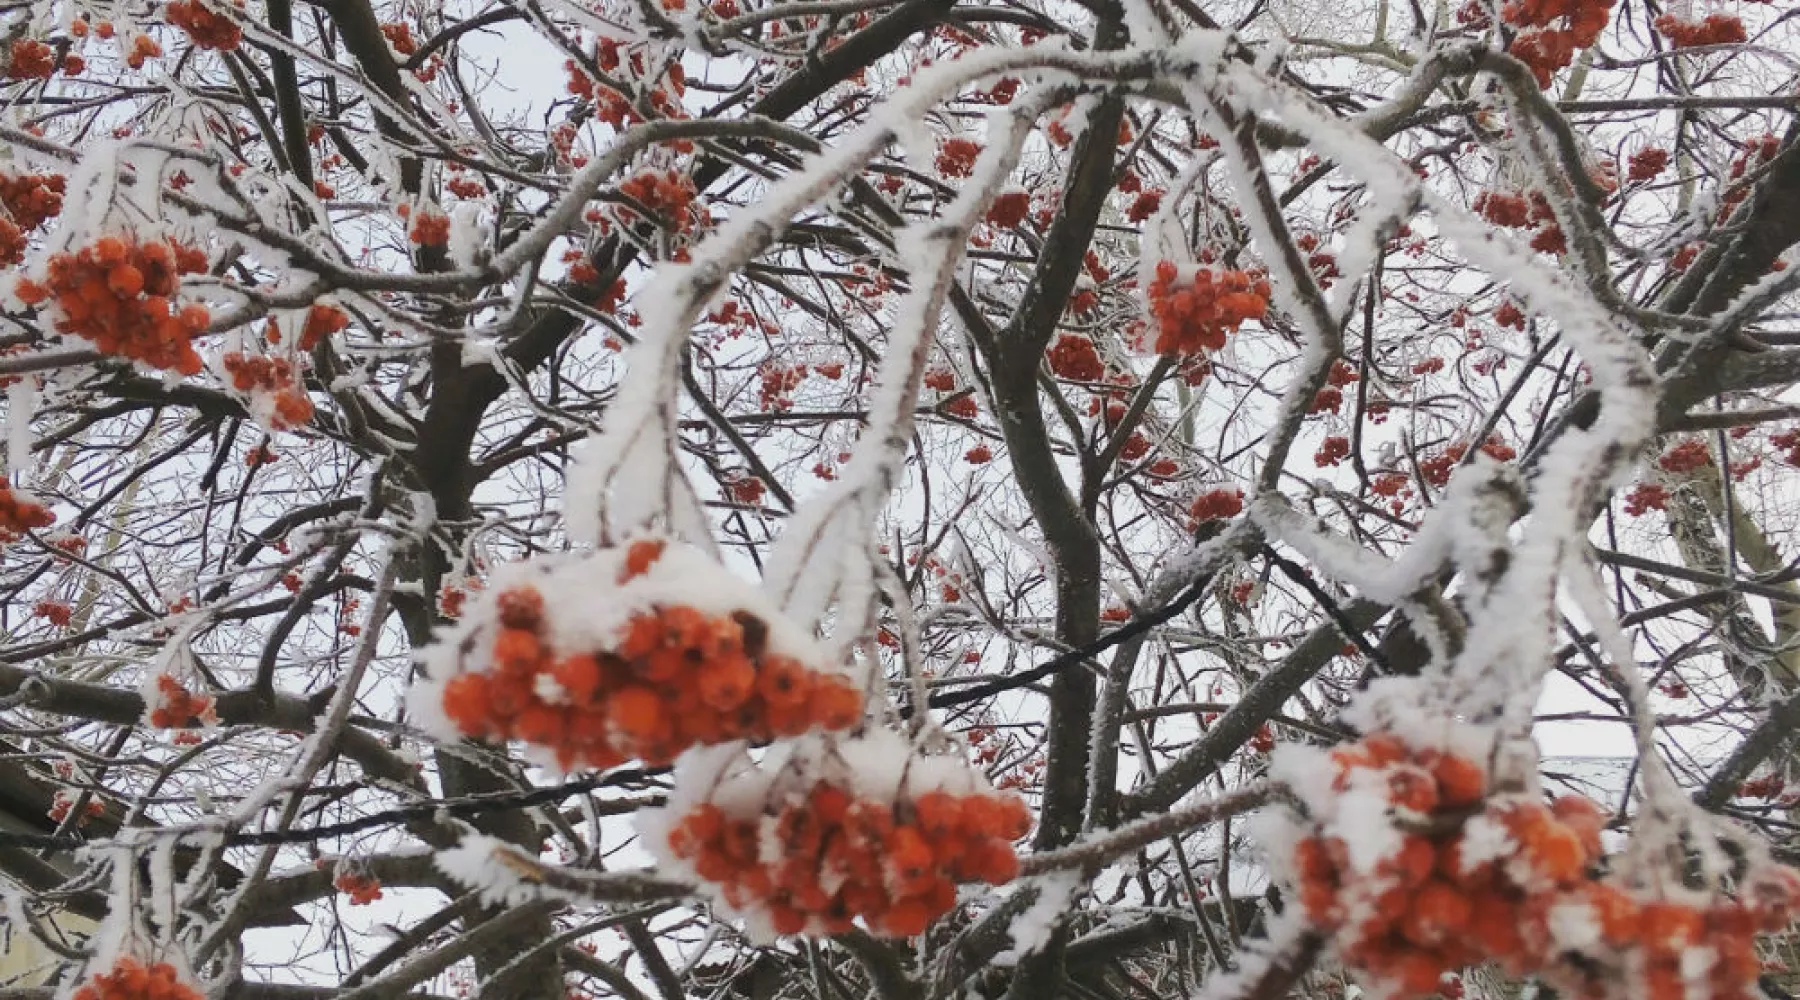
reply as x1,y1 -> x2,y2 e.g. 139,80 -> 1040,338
3,0 -> 1800,998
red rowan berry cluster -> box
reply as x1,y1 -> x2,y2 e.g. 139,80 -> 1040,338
965,444 -> 993,464
1126,189 -> 1163,223
1146,261 -> 1271,355
985,191 -> 1031,228
1623,482 -> 1668,516
14,235 -> 210,375
1189,487 -> 1244,526
408,210 -> 450,247
1629,147 -> 1670,183
1739,774 -> 1786,801
73,959 -> 203,1000
617,170 -> 698,232
1773,428 -> 1800,466
0,476 -> 56,543
300,303 -> 350,351
651,733 -> 1030,938
35,599 -> 73,626
1501,0 -> 1613,86
48,788 -> 106,824
166,0 -> 245,50
334,871 -> 384,905
6,39 -> 55,79
1653,13 -> 1746,47
1418,444 -> 1467,487
1473,190 -> 1566,255
430,540 -> 865,770
1047,334 -> 1105,381
0,171 -> 66,266
943,394 -> 979,419
936,137 -> 982,178
124,34 -> 163,69
1316,435 -> 1352,467
1281,729 -> 1800,1000
381,22 -> 418,55
1657,438 -> 1712,474
1707,134 -> 1778,226
147,674 -> 217,729
222,353 -> 314,429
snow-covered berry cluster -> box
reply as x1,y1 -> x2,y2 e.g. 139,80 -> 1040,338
1653,13 -> 1746,48
1047,333 -> 1106,381
146,674 -> 217,730
14,235 -> 211,375
222,353 -> 314,429
1502,0 -> 1614,86
1146,261 -> 1271,356
1275,729 -> 1800,1000
334,870 -> 384,905
421,539 -> 865,770
644,731 -> 1029,939
0,170 -> 66,266
0,475 -> 56,544
165,0 -> 245,50
72,959 -> 203,1000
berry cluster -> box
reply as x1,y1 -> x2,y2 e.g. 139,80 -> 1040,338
1315,435 -> 1352,467
408,210 -> 450,247
1501,0 -> 1613,86
936,138 -> 982,178
334,871 -> 384,905
148,674 -> 217,729
1284,731 -> 1800,1000
7,39 -> 55,79
124,34 -> 164,69
1657,438 -> 1713,474
1126,189 -> 1163,223
1629,147 -> 1671,183
1146,261 -> 1271,355
300,303 -> 350,351
985,191 -> 1031,228
0,476 -> 55,543
657,737 -> 1030,937
0,171 -> 66,266
1047,334 -> 1105,381
1189,487 -> 1244,526
1473,190 -> 1567,255
1623,482 -> 1668,516
617,170 -> 698,232
35,599 -> 73,626
222,353 -> 314,429
1653,13 -> 1746,47
48,788 -> 106,824
434,540 -> 865,769
73,959 -> 203,1000
14,235 -> 210,375
1773,428 -> 1800,467
166,0 -> 244,50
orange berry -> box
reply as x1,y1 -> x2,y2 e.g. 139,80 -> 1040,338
1386,764 -> 1439,813
607,685 -> 669,742
1428,752 -> 1486,807
1550,794 -> 1606,859
1640,901 -> 1704,952
1580,880 -> 1640,946
620,538 -> 666,580
696,654 -> 755,711
1401,879 -> 1471,946
807,677 -> 863,730
495,586 -> 544,630
491,627 -> 543,671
